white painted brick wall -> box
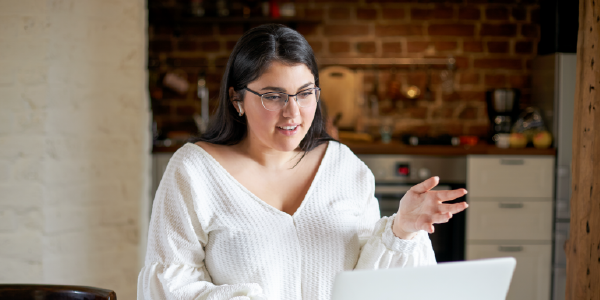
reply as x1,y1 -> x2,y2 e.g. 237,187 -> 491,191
0,0 -> 150,298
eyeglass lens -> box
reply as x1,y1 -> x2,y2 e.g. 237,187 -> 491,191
261,88 -> 320,111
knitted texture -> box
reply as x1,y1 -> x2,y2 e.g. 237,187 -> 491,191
138,142 -> 436,300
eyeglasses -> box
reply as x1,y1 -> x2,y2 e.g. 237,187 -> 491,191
244,86 -> 321,111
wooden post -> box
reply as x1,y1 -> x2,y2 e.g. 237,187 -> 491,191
565,0 -> 600,299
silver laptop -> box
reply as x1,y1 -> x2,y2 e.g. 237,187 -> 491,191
331,257 -> 516,300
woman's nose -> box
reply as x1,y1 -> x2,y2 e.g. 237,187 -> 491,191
282,95 -> 300,118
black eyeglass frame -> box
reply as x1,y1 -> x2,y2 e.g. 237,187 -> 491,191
243,86 -> 321,111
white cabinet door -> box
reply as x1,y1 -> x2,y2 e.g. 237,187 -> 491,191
467,244 -> 552,300
466,200 -> 553,241
468,156 -> 554,198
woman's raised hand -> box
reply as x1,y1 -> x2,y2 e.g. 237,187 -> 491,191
392,176 -> 468,240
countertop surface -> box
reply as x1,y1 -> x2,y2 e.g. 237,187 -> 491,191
153,140 -> 556,156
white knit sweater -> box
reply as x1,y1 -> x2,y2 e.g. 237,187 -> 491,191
138,141 -> 436,300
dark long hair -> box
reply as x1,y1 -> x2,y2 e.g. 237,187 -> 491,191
193,24 -> 333,152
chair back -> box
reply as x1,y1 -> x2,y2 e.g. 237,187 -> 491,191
0,284 -> 117,300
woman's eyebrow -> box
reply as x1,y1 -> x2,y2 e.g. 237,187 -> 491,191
260,82 -> 315,93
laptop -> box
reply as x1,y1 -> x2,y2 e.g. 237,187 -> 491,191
331,257 -> 516,300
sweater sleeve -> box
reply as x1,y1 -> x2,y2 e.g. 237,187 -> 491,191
354,175 -> 437,269
137,155 -> 267,300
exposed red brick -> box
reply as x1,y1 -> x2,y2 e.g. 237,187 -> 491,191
219,24 -> 244,35
432,106 -> 455,119
177,39 -> 197,51
382,42 -> 402,53
487,41 -> 509,53
329,41 -> 351,53
382,8 -> 405,19
521,24 -> 539,38
465,124 -> 489,136
480,24 -> 517,36
375,25 -> 422,36
176,104 -> 197,116
305,8 -> 324,18
434,41 -> 457,51
443,91 -> 486,102
433,6 -> 454,19
357,8 -> 377,20
307,40 -> 322,53
201,40 -> 220,52
450,56 -> 469,69
458,106 -> 478,119
438,122 -> 463,136
463,41 -> 483,53
357,41 -> 377,53
150,40 -> 173,52
407,41 -> 430,53
428,24 -> 475,36
515,41 -> 533,54
411,8 -> 433,20
530,8 -> 540,23
329,7 -> 351,20
152,25 -> 174,37
324,24 -> 369,36
216,56 -> 229,67
474,58 -> 522,70
182,26 -> 215,37
484,74 -> 507,86
458,7 -> 480,20
226,40 -> 237,51
485,7 -> 509,20
297,24 -> 319,35
408,107 -> 428,119
511,7 -> 526,21
165,57 -> 208,67
459,73 -> 480,84
509,75 -> 531,88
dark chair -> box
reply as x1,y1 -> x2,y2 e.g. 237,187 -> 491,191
0,284 -> 117,300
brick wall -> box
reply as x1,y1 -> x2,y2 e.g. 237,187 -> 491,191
149,0 -> 539,139
0,1 -> 149,299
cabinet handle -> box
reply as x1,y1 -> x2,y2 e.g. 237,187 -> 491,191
498,246 -> 523,252
499,203 -> 524,209
500,159 -> 524,165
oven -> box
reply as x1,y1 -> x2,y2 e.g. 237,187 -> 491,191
358,155 -> 467,262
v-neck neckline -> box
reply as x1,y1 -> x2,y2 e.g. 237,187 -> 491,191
187,141 -> 332,218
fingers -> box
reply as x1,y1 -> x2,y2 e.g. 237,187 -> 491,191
410,176 -> 439,194
440,201 -> 469,215
436,188 -> 468,202
431,212 -> 453,224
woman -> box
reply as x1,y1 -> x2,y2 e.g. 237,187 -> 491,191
138,24 -> 468,300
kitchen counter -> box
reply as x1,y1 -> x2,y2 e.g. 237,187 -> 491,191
153,140 -> 556,156
343,140 -> 556,155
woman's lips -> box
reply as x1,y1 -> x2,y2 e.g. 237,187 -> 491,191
276,125 -> 300,136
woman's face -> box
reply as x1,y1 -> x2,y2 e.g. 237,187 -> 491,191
237,61 -> 317,152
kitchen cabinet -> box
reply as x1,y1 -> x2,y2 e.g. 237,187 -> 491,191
466,155 -> 554,300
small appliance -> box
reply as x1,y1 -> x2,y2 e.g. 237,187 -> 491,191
485,89 -> 521,142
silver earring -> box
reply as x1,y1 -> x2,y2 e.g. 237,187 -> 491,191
237,102 -> 244,116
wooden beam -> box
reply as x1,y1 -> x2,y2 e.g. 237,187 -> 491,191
565,0 -> 600,299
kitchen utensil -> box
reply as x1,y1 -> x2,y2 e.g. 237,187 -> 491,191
319,66 -> 363,129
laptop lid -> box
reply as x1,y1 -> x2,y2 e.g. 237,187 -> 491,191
331,257 -> 516,300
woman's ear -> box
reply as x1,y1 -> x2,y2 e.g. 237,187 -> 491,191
229,87 -> 243,116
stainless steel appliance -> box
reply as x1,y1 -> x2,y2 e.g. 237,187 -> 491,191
531,53 -> 576,300
358,155 -> 467,262
486,88 -> 521,142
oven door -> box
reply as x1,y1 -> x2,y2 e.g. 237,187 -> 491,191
374,183 -> 466,262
